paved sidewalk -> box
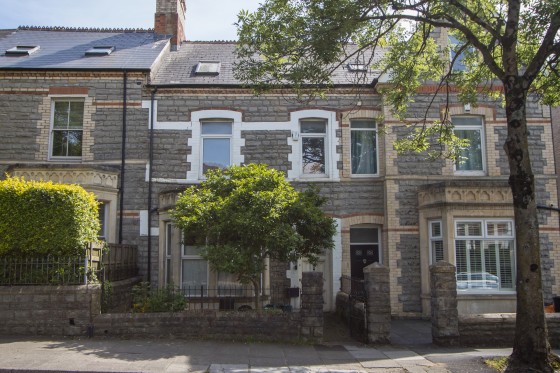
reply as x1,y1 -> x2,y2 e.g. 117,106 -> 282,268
0,336 -> 514,373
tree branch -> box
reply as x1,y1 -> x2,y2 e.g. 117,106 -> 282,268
448,0 -> 502,40
524,10 -> 560,83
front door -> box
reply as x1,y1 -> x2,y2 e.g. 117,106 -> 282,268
350,226 -> 380,279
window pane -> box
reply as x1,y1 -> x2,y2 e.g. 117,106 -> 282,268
432,241 -> 444,262
183,245 -> 202,256
51,131 -> 67,156
452,116 -> 483,126
455,129 -> 483,171
166,224 -> 172,256
302,137 -> 325,174
351,119 -> 376,129
217,272 -> 244,296
351,129 -> 377,174
350,227 -> 378,243
301,121 -> 326,133
181,259 -> 208,296
456,222 -> 482,237
487,221 -> 513,237
66,130 -> 82,156
203,138 -> 230,173
431,221 -> 442,237
201,122 -> 232,134
53,101 -> 69,128
68,102 -> 84,128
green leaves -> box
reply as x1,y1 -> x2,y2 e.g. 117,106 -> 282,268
171,164 -> 336,283
0,177 -> 100,257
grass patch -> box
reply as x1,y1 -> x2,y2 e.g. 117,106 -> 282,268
485,356 -> 560,372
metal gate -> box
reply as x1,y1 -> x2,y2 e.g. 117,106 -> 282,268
341,275 -> 368,343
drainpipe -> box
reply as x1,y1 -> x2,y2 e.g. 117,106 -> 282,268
147,88 -> 157,283
118,71 -> 128,243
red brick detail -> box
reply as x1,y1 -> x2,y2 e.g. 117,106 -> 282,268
49,87 -> 89,95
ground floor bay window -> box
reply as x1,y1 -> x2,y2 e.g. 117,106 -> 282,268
455,219 -> 515,292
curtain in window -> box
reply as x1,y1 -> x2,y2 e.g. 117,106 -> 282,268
351,130 -> 377,174
455,129 -> 483,171
181,259 -> 208,296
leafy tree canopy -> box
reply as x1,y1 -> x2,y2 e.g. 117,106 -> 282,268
234,1 -> 559,370
171,164 -> 336,287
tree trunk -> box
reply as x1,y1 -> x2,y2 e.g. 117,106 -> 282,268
503,76 -> 553,372
251,277 -> 261,310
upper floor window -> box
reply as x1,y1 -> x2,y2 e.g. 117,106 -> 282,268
201,120 -> 232,174
351,119 -> 377,176
453,116 -> 485,174
455,219 -> 515,292
429,220 -> 444,264
51,100 -> 84,158
301,119 -> 327,176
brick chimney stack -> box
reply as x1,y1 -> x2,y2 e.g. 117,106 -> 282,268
155,0 -> 186,50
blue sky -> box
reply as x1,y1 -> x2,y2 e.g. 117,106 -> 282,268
0,0 -> 261,41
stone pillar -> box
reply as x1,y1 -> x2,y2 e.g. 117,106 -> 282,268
300,271 -> 323,341
430,261 -> 459,346
364,262 -> 391,344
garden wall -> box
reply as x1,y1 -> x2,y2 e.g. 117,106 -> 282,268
102,276 -> 142,313
0,284 -> 101,336
459,313 -> 560,348
94,310 -> 301,341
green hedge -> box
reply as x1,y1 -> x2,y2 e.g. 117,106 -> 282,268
0,177 -> 100,257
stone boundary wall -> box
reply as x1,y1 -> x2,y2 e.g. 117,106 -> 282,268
459,313 -> 560,348
0,284 -> 101,336
94,310 -> 301,341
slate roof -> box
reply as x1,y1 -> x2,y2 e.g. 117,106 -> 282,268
152,41 -> 385,86
0,28 -> 170,71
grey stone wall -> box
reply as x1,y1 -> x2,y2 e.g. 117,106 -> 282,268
396,180 -> 422,226
94,310 -> 301,341
269,259 -> 291,305
152,130 -> 190,179
397,234 -> 422,313
0,94 -> 42,160
459,313 -> 560,348
393,126 -> 445,176
364,263 -> 391,343
430,262 -> 459,346
294,180 -> 385,216
155,94 -> 381,123
242,130 -> 291,173
0,284 -> 101,336
300,272 -> 324,341
494,125 -> 547,175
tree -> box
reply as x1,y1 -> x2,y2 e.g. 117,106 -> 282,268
234,1 -> 560,371
171,164 -> 336,309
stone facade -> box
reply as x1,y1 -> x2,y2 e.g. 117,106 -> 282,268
1,3 -> 559,320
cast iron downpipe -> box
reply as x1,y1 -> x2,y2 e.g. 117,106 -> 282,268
118,71 -> 128,243
147,88 -> 157,283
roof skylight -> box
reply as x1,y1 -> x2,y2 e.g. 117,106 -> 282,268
85,46 -> 115,56
5,45 -> 40,56
195,61 -> 221,75
347,63 -> 368,72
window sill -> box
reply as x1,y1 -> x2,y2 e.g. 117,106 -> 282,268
48,157 -> 83,162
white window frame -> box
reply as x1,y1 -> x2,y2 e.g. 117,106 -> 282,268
180,235 -> 208,297
454,218 -> 516,293
452,115 -> 486,176
429,220 -> 444,264
49,98 -> 85,161
300,118 -> 328,178
187,110 -> 244,181
350,118 -> 378,177
200,119 -> 233,176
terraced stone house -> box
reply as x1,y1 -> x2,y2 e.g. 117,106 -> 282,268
1,0 -> 558,318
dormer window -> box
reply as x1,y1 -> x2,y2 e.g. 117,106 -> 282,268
195,61 -> 220,75
85,46 -> 115,56
5,45 -> 40,56
347,63 -> 367,72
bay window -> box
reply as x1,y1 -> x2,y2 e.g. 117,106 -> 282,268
455,219 -> 515,291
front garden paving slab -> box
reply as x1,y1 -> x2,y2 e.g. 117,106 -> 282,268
208,363 -> 249,373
